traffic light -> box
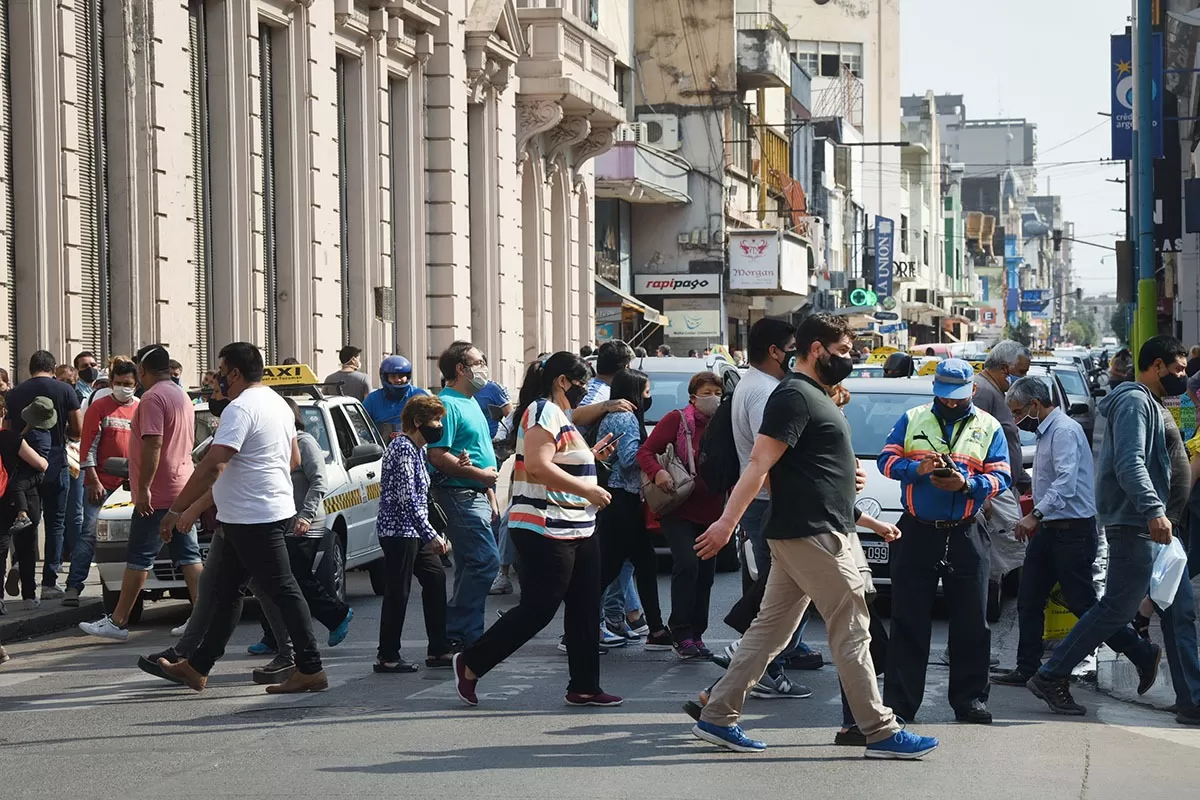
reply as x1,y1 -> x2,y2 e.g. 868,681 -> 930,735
849,288 -> 879,307
1053,229 -> 1063,252
1075,287 -> 1082,302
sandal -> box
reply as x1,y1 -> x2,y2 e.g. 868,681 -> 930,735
373,658 -> 419,674
426,654 -> 453,669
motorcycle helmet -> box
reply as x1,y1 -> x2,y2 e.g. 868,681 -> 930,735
380,355 -> 414,399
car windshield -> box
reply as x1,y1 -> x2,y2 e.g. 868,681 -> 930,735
842,391 -> 931,457
644,371 -> 700,425
1055,369 -> 1088,398
849,365 -> 884,379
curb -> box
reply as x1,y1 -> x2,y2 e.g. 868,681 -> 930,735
0,598 -> 104,643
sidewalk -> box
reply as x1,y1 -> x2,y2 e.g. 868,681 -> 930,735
0,562 -> 104,644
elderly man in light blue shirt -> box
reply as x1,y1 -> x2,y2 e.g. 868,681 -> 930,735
990,377 -> 1154,688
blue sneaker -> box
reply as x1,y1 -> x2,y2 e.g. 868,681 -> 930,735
864,729 -> 939,760
691,721 -> 767,753
328,608 -> 354,647
247,640 -> 277,656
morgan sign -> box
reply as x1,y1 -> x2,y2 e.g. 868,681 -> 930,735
728,230 -> 780,290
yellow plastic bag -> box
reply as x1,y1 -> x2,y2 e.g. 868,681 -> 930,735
1043,583 -> 1078,640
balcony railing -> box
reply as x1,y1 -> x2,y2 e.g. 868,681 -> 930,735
516,0 -> 599,29
736,12 -> 790,89
756,119 -> 790,196
515,0 -> 619,119
735,11 -> 788,35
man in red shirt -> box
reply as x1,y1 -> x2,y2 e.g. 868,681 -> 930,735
63,359 -> 140,606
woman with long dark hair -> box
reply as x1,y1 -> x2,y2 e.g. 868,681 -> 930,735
596,368 -> 671,649
453,351 -> 622,707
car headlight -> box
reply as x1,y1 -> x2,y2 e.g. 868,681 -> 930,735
854,497 -> 882,519
96,520 -> 131,543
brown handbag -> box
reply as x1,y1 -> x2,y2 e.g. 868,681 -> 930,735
641,412 -> 696,516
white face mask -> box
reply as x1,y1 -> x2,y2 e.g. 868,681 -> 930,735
111,385 -> 136,403
694,394 -> 721,417
469,365 -> 490,391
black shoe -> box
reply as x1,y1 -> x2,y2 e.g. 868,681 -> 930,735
682,700 -> 703,721
834,726 -> 867,746
447,639 -> 465,654
1176,706 -> 1200,726
1027,673 -> 1087,716
1135,642 -> 1163,695
425,654 -> 453,669
954,699 -> 993,724
138,648 -> 183,684
643,629 -> 674,651
252,655 -> 297,685
783,651 -> 824,671
710,653 -> 731,670
990,668 -> 1032,687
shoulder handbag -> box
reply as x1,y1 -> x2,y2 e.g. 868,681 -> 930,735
641,411 -> 697,517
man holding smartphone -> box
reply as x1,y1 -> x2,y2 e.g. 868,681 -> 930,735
878,359 -> 1012,725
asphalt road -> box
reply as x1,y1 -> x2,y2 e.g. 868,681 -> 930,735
1,563 -> 1198,800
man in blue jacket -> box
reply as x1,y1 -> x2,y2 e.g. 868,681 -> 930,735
878,359 -> 1011,724
1026,335 -> 1183,715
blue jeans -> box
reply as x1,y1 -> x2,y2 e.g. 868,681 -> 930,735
1157,558 -> 1200,710
436,487 -> 500,646
740,498 -> 807,658
1040,526 -> 1156,680
497,508 -> 518,568
37,466 -> 71,587
66,488 -> 112,592
603,560 -> 640,621
63,469 -> 85,566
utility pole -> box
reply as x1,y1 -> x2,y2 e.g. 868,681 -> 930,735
757,87 -> 768,225
1133,0 -> 1155,357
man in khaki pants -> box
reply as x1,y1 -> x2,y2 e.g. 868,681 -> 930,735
690,313 -> 939,760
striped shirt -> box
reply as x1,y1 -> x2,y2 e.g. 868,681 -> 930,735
510,398 -> 597,539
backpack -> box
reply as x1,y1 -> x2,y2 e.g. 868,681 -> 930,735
698,379 -> 740,497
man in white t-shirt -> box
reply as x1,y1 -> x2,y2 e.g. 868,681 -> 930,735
158,342 -> 326,695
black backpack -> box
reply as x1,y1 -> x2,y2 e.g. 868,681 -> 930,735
698,374 -> 741,496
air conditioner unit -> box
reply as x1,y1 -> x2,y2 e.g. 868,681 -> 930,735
617,122 -> 646,143
637,113 -> 680,151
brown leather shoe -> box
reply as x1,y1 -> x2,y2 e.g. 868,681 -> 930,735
159,658 -> 207,692
265,669 -> 328,694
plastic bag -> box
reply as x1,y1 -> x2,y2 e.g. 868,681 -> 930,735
1150,537 -> 1188,610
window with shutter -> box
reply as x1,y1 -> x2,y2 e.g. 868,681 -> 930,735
0,0 -> 15,377
335,54 -> 350,346
258,22 -> 278,363
77,0 -> 110,359
189,0 -> 213,373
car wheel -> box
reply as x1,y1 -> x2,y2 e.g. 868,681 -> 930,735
986,580 -> 1002,623
317,533 -> 347,603
367,557 -> 387,596
102,587 -> 121,616
715,537 -> 740,573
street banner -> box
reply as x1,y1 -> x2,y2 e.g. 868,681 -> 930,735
1111,33 -> 1164,160
874,216 -> 894,298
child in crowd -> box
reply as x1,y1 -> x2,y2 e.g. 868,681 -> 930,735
7,397 -> 55,531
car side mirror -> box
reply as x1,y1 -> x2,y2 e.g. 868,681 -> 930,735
1068,402 -> 1090,417
102,457 -> 129,479
345,442 -> 384,470
1091,387 -> 1107,398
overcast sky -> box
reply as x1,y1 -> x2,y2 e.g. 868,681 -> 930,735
900,0 -> 1132,296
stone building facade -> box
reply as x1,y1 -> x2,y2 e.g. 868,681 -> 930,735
0,0 -> 621,390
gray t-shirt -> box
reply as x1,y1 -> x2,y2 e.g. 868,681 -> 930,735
1160,405 -> 1191,526
731,366 -> 780,501
324,369 -> 371,402
973,372 -> 1026,487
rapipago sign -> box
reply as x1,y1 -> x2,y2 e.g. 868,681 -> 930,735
633,274 -> 719,295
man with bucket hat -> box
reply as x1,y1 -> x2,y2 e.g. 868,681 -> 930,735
877,358 -> 1012,724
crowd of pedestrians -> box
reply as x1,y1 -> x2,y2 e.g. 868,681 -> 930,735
2,320 -> 1199,756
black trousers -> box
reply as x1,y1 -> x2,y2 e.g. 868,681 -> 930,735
190,518 -> 323,676
660,515 -> 715,643
377,536 -> 449,661
463,528 -> 602,694
0,490 -> 40,600
597,488 -> 664,632
260,535 -> 351,643
7,471 -> 41,516
884,515 -> 991,718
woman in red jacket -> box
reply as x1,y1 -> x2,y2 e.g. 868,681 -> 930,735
636,371 -> 724,660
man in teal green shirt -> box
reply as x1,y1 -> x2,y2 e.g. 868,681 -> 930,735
427,341 -> 500,645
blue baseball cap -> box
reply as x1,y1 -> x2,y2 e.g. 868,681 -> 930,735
932,358 -> 975,400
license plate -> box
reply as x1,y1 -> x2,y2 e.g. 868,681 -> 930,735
863,542 -> 889,563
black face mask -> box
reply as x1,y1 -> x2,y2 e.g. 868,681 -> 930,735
642,395 -> 654,413
1161,371 -> 1189,398
208,398 -> 230,418
1017,414 -> 1041,433
778,348 -> 798,373
78,367 -> 99,384
419,424 -> 444,446
565,383 -> 587,409
816,347 -> 855,386
936,399 -> 972,422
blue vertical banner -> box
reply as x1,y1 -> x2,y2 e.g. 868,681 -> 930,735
1004,234 -> 1021,328
874,216 -> 894,298
1111,32 -> 1164,160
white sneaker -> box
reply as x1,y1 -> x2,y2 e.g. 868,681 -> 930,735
170,618 -> 190,637
489,573 -> 514,595
40,586 -> 66,601
724,638 -> 742,661
24,597 -> 40,611
79,615 -> 129,641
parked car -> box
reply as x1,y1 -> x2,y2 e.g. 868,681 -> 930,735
842,376 -> 1026,622
93,367 -> 387,622
1032,359 -> 1101,445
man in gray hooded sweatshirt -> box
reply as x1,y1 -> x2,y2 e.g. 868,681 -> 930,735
1027,335 -> 1185,716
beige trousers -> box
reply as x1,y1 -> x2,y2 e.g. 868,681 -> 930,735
699,532 -> 900,744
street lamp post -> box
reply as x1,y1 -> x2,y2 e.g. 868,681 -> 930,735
1133,0 -> 1156,357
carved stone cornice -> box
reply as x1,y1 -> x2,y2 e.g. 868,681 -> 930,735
516,98 -> 564,159
546,116 -> 591,164
467,58 -> 512,104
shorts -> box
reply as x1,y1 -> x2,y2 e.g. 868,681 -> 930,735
125,508 -> 203,572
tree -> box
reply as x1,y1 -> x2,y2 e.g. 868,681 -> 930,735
1110,307 -> 1129,345
1064,316 -> 1097,346
1003,321 -> 1035,347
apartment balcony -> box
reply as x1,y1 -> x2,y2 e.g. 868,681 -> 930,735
759,120 -> 790,196
594,141 -> 691,204
515,0 -> 622,124
736,12 -> 790,91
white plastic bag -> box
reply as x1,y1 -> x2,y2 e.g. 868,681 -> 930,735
1149,537 -> 1188,610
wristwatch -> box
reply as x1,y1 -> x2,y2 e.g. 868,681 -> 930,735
1032,508 -> 1044,521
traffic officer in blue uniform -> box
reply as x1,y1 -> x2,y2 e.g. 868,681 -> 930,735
877,358 -> 1012,725
363,355 -> 429,439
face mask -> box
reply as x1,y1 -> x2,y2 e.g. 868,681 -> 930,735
1161,370 -> 1188,397
642,395 -> 654,413
777,348 -> 798,373
111,385 -> 136,403
816,346 -> 855,387
564,382 -> 587,409
1016,412 -> 1040,433
469,365 -> 489,392
171,376 -> 181,386
79,367 -> 99,384
936,399 -> 972,422
419,424 -> 444,445
694,394 -> 721,417
217,373 -> 230,396
208,398 -> 230,418
1006,373 -> 1017,387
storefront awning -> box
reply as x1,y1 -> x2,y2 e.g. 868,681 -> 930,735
595,276 -> 668,326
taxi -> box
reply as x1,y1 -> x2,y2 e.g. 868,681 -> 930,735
92,364 -> 388,622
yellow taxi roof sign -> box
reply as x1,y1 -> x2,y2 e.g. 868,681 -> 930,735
263,364 -> 320,386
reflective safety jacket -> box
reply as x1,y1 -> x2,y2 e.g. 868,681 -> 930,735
878,403 -> 1012,522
